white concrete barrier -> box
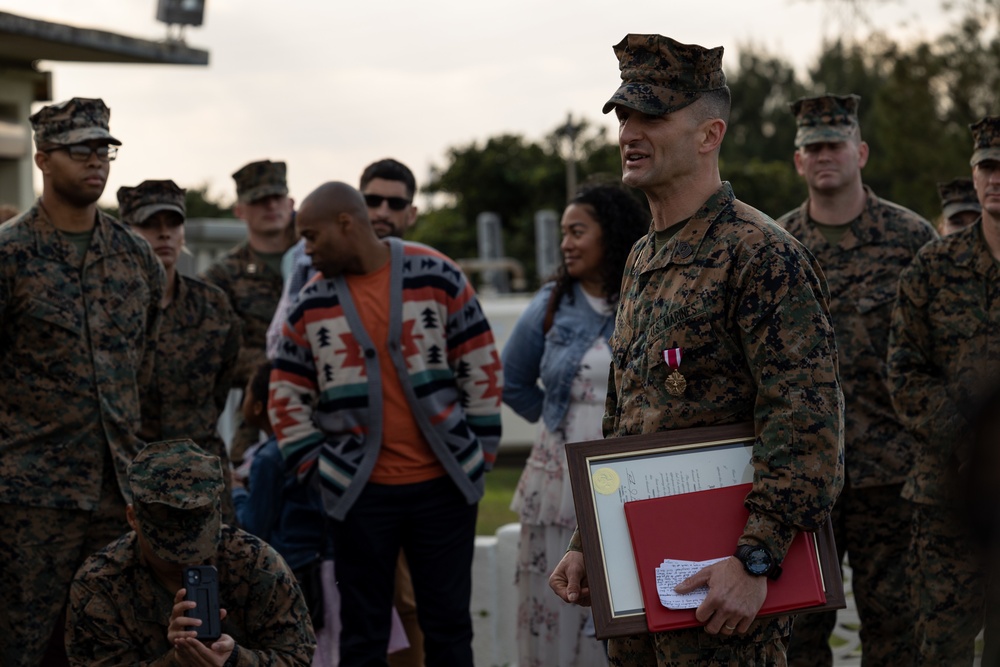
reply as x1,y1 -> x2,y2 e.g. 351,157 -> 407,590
472,523 -> 520,667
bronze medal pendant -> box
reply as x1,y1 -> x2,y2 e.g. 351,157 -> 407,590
662,347 -> 686,397
666,369 -> 687,397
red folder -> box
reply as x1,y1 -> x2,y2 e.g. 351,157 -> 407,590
623,483 -> 826,633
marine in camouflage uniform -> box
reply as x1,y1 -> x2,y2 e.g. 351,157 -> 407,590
118,180 -> 243,523
65,439 -> 316,664
887,116 -> 1000,666
200,159 -> 296,463
0,98 -> 165,665
550,35 -> 844,667
776,94 -> 937,667
936,177 -> 981,236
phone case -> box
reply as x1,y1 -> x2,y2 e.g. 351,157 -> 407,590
183,565 -> 221,640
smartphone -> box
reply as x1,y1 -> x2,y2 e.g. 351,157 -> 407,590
183,565 -> 221,640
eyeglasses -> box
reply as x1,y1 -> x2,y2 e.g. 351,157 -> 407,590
364,194 -> 411,211
47,144 -> 118,162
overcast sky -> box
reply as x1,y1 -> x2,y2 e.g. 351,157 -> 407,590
4,0 -> 952,208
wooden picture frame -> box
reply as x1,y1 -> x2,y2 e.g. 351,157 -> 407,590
565,422 -> 845,639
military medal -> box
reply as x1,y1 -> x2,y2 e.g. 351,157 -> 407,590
663,347 -> 686,397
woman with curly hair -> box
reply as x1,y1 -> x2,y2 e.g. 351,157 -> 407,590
502,183 -> 648,667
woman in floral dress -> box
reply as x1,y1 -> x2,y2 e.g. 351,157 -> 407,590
502,184 -> 648,667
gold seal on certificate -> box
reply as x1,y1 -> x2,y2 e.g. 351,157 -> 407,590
592,467 -> 620,495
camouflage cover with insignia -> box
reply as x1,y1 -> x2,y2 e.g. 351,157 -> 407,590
200,241 -> 284,389
65,525 -> 316,664
602,34 -> 726,116
0,202 -> 165,508
888,222 -> 1000,506
29,97 -> 121,147
789,94 -> 860,148
776,186 -> 937,487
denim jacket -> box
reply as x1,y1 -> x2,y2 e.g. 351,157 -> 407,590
502,281 -> 614,432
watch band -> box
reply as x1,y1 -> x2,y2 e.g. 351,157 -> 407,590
734,544 -> 782,580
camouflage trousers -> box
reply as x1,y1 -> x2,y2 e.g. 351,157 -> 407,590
608,617 -> 790,666
910,501 -> 986,667
0,462 -> 127,667
787,482 -> 915,667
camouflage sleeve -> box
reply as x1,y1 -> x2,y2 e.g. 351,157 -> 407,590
199,261 -> 230,293
602,359 -> 618,439
138,251 -> 167,393
239,543 -> 316,665
603,245 -> 639,439
66,574 -> 176,667
215,299 -> 244,411
887,257 -> 970,464
736,244 -> 845,561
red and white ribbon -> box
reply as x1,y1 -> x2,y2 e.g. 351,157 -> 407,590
662,347 -> 683,369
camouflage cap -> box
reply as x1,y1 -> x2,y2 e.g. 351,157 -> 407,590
233,159 -> 288,203
117,180 -> 186,226
790,94 -> 861,148
128,439 -> 223,564
970,116 -> 1000,166
29,97 -> 121,147
602,34 -> 726,116
937,178 -> 981,219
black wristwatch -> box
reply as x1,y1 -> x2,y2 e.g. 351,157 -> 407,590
734,544 -> 782,580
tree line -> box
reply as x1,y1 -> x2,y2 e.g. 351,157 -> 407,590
410,0 -> 1000,289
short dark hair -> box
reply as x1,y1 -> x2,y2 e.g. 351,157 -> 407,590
360,159 -> 417,199
249,360 -> 273,407
549,183 -> 649,311
694,86 -> 732,125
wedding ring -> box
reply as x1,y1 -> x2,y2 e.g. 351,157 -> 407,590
724,624 -> 737,630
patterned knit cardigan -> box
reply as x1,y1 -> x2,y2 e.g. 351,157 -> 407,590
270,239 -> 503,520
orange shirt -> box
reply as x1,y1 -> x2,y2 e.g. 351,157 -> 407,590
346,260 -> 447,485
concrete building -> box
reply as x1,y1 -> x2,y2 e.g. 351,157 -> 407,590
0,9 -> 208,211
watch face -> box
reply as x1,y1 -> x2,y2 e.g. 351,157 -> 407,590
745,547 -> 772,575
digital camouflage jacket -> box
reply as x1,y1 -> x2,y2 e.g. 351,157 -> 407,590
607,183 -> 845,562
888,221 -> 1000,506
138,273 -> 242,464
777,186 -> 936,487
200,240 -> 285,388
0,202 -> 164,509
66,525 -> 316,666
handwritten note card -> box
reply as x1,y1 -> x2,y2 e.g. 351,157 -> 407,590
655,557 -> 728,609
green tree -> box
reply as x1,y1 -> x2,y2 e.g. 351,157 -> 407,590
721,45 -> 810,217
184,183 -> 235,219
412,120 -> 628,289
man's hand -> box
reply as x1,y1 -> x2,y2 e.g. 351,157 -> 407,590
548,550 -> 591,606
167,587 -> 235,666
674,556 -> 767,635
174,633 -> 236,667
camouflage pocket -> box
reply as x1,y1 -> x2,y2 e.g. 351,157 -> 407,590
25,295 -> 82,336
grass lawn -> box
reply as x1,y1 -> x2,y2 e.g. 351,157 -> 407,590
477,464 -> 524,536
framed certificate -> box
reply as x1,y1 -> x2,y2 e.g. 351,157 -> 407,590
565,422 -> 844,638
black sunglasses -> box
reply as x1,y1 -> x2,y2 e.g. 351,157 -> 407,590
364,194 -> 411,211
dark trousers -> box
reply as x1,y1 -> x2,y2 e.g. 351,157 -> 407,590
0,461 -> 126,667
788,482 -> 915,667
331,476 -> 478,667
